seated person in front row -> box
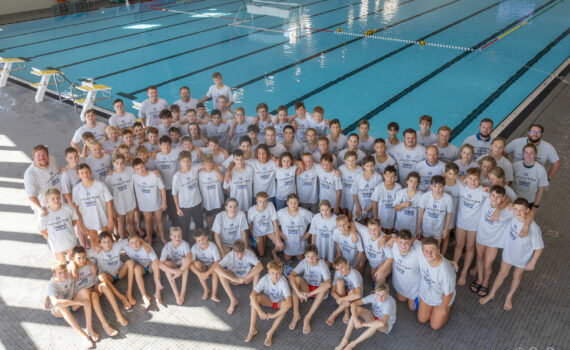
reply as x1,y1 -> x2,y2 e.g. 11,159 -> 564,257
288,244 -> 331,334
190,229 -> 221,302
326,256 -> 363,326
335,283 -> 397,350
216,239 -> 263,315
246,261 -> 292,347
159,226 -> 192,305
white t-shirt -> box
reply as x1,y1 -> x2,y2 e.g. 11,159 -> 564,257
388,143 -> 426,184
443,182 -> 460,229
512,161 -> 549,202
173,98 -> 200,117
502,219 -> 544,268
105,166 -> 137,215
385,241 -> 422,300
267,143 -> 287,159
121,239 -> 158,267
371,183 -> 402,229
436,144 -> 460,164
275,165 -> 298,201
309,213 -> 337,263
355,222 -> 388,268
172,166 -> 202,208
456,183 -> 487,231
333,228 -> 364,267
394,189 -> 424,235
294,115 -> 315,144
155,148 -> 181,190
191,241 -> 221,266
198,170 -> 224,211
205,122 -> 231,150
213,211 -> 249,247
230,118 -> 254,151
413,160 -> 446,192
160,240 -> 191,266
361,294 -> 397,333
24,159 -> 62,212
327,134 -> 347,154
76,264 -> 98,291
454,160 -> 478,178
86,242 -> 123,275
224,166 -> 255,211
358,136 -> 375,155
46,276 -> 77,305
293,258 -> 331,286
277,207 -> 313,256
297,167 -> 319,204
71,122 -> 108,144
350,172 -> 383,217
72,180 -> 113,231
476,200 -> 514,248
40,203 -> 79,253
477,155 -> 514,182
281,140 -> 304,160
417,131 -> 438,148
419,192 -> 454,239
133,171 -> 165,212
248,203 -> 278,237
332,268 -> 363,293
206,84 -> 233,110
254,274 -> 291,303
219,249 -> 259,278
314,165 -> 343,209
109,112 -> 137,130
338,165 -> 362,210
247,159 -> 277,198
139,98 -> 169,127
462,134 -> 492,159
337,148 -> 366,166
418,253 -> 456,306
60,167 -> 80,196
85,154 -> 112,182
505,138 -> 559,165
374,155 -> 397,176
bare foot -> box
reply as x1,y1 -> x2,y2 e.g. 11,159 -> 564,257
344,343 -> 356,350
245,328 -> 257,343
82,335 -> 95,349
211,295 -> 221,303
117,315 -> 128,326
325,315 -> 336,326
177,295 -> 185,305
302,317 -> 312,334
503,295 -> 513,311
155,292 -> 163,305
342,312 -> 350,325
264,332 -> 273,347
202,289 -> 210,300
227,299 -> 238,314
469,267 -> 477,277
87,330 -> 100,342
457,274 -> 467,286
289,314 -> 301,330
142,295 -> 152,309
335,338 -> 349,350
407,299 -> 415,311
127,294 -> 136,306
479,294 -> 494,305
120,296 -> 132,310
103,324 -> 118,337
44,296 -> 52,309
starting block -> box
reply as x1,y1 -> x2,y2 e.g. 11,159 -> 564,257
75,81 -> 112,121
30,67 -> 63,103
0,57 -> 25,87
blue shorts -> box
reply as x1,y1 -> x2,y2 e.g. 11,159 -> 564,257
112,273 -> 119,281
144,265 -> 150,275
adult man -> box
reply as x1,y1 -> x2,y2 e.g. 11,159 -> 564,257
139,85 -> 169,127
434,126 -> 459,164
173,86 -> 200,117
388,129 -> 426,184
24,145 -> 61,221
108,99 -> 137,130
462,118 -> 493,159
504,124 -> 560,181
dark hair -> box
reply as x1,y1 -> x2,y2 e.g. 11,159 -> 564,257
159,135 -> 172,145
397,229 -> 412,240
384,165 -> 397,175
247,124 -> 260,134
430,175 -> 445,185
387,122 -> 399,131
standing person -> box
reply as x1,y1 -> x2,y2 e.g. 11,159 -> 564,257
139,86 -> 169,127
253,102 -> 273,143
413,146 -> 446,192
357,120 -> 375,155
435,126 -> 459,164
274,152 -> 300,210
462,118 -> 494,159
338,151 -> 362,219
109,99 -> 137,130
388,129 -> 426,185
228,107 -> 254,151
105,154 -> 137,239
338,134 -> 366,166
512,144 -> 548,210
310,200 -> 337,267
224,150 -> 255,212
315,153 -> 343,215
417,237 -> 456,330
248,144 -> 277,203
417,176 -> 453,247
201,72 -> 234,110
279,125 -> 304,160
198,154 -> 225,231
290,101 -> 314,144
371,166 -> 401,234
385,122 -> 400,150
351,156 -> 383,220
84,141 -> 112,182
24,145 -> 62,227
40,189 -> 79,262
505,124 -> 561,181
155,136 -> 181,226
372,138 -> 397,176
416,115 -> 438,148
480,198 -> 544,311
454,144 -> 479,177
71,109 -> 108,152
297,153 -> 320,213
174,86 -> 200,117
172,151 -> 204,242
394,172 -> 423,236
327,119 -> 348,154
478,137 -> 514,184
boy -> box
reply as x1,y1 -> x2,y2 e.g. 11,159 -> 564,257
288,244 -> 332,334
121,129 -> 137,156
205,109 -> 231,150
155,135 -> 181,226
480,198 -> 544,310
417,176 -> 453,246
169,127 -> 182,149
71,109 -> 107,152
105,154 -> 137,239
357,120 -> 375,155
141,127 -> 161,153
132,158 -> 167,243
372,138 -> 397,175
315,153 -> 343,214
248,191 -> 282,259
102,126 -> 122,154
435,125 -> 460,164
326,256 -> 363,326
139,86 -> 169,127
172,150 -> 204,241
413,145 -> 446,192
372,166 -> 402,234
327,119 -> 347,154
197,154 -> 225,231
356,219 -> 391,284
224,150 -> 255,211
41,188 -> 78,262
216,239 -> 263,314
253,102 -> 273,142
333,215 -> 364,270
46,262 -> 98,349
246,261 -> 292,347
190,229 -> 221,301
417,115 -> 438,148
60,147 -> 81,205
311,106 -> 328,137
133,122 -> 146,146
297,153 -> 319,213
265,126 -> 287,159
247,124 -> 261,149
135,145 -> 157,170
442,162 -> 460,255
280,125 -> 304,160
313,136 -> 338,165
228,107 -> 253,150
159,226 -> 192,305
123,233 -> 162,307
336,283 -> 397,350
84,141 -> 112,181
201,72 -> 234,110
386,122 -> 400,149
291,101 -> 314,144
109,98 -> 137,130
337,134 -> 366,166
338,151 -> 362,219
303,128 -> 319,155
388,129 -> 426,185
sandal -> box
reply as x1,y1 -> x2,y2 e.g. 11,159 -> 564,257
470,282 -> 481,293
478,286 -> 489,297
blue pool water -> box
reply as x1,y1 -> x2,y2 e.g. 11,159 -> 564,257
0,0 -> 568,144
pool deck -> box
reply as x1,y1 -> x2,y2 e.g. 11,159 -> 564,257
0,74 -> 569,349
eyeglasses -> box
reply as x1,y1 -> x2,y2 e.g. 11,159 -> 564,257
529,130 -> 542,135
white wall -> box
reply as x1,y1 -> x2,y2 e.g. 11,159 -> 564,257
0,0 -> 57,15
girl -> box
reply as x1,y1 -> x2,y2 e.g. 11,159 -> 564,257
454,144 -> 479,177
488,167 -> 517,201
478,156 -> 497,186
188,122 -> 208,148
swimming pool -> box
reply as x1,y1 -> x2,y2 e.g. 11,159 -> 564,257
0,0 -> 568,144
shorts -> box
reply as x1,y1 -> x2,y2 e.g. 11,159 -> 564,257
272,302 -> 279,310
374,316 -> 379,320
205,207 -> 223,217
309,284 -> 318,298
112,273 -> 119,281
144,265 -> 150,274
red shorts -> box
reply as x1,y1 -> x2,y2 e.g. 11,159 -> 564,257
374,316 -> 379,320
272,302 -> 279,310
309,284 -> 318,298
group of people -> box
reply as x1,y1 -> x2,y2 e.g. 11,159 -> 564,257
25,72 -> 559,349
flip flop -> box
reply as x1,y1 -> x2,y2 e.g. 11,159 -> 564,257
470,282 -> 481,293
478,286 -> 489,297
